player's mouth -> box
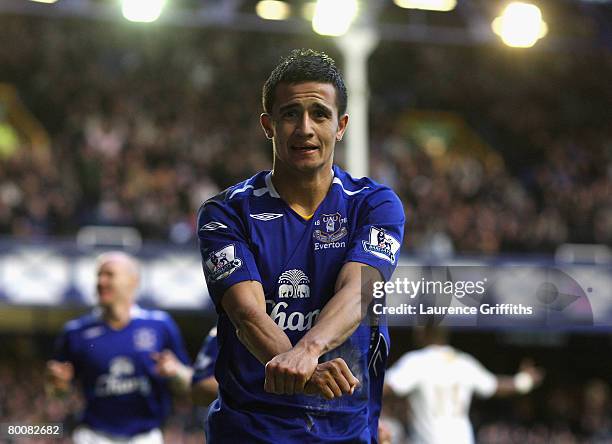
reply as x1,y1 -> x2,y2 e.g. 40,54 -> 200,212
97,286 -> 111,296
291,145 -> 319,152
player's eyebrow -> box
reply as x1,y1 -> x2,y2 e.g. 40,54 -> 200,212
278,103 -> 300,114
311,103 -> 332,116
278,101 -> 333,115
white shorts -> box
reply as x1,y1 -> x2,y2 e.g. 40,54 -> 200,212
73,426 -> 164,444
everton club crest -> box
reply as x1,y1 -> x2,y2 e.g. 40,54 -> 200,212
313,212 -> 348,243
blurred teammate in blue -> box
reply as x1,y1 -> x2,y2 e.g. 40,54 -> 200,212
197,49 -> 405,443
191,325 -> 219,406
45,251 -> 193,444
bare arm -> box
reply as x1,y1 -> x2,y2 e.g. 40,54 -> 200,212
221,280 -> 293,364
45,360 -> 74,397
152,350 -> 194,395
192,376 -> 219,406
495,360 -> 545,397
295,262 -> 380,358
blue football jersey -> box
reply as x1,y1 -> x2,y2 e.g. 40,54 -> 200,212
197,165 -> 405,443
54,305 -> 190,437
192,326 -> 219,384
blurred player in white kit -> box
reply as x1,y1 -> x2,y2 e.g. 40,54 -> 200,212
383,325 -> 544,444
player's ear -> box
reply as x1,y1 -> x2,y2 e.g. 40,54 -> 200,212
336,113 -> 348,142
260,113 -> 274,140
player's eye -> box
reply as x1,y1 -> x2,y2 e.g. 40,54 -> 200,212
313,109 -> 329,119
282,110 -> 298,119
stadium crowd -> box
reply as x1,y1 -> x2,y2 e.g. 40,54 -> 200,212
0,15 -> 610,255
369,41 -> 611,255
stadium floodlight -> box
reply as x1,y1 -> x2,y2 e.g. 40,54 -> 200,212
393,0 -> 457,12
302,1 -> 317,21
122,0 -> 166,23
256,1 -> 291,21
312,0 -> 358,37
492,2 -> 548,48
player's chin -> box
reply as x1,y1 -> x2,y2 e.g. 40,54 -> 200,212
289,158 -> 327,173
97,292 -> 114,306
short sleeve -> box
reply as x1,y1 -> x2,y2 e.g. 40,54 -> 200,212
197,201 -> 262,310
345,188 -> 405,281
163,314 -> 190,365
385,353 -> 421,396
463,354 -> 498,398
192,326 -> 218,384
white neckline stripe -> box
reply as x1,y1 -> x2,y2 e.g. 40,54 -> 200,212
253,187 -> 270,197
227,173 -> 280,200
264,172 -> 280,198
90,305 -> 149,322
228,184 -> 254,200
332,177 -> 369,195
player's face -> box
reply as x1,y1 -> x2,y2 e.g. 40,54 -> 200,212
96,261 -> 137,307
261,81 -> 348,175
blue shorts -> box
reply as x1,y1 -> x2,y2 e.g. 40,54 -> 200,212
206,399 -> 371,444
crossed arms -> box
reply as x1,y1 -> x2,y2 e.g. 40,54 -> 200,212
223,261 -> 381,400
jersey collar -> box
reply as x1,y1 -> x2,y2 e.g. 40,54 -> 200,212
265,168 -> 336,200
92,304 -> 143,321
264,172 -> 280,198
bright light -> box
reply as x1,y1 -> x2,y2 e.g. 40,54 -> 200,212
492,2 -> 548,48
393,0 -> 457,11
122,0 -> 166,23
302,2 -> 317,21
256,1 -> 291,21
29,0 -> 58,3
312,0 -> 358,37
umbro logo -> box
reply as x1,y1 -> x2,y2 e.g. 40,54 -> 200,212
200,222 -> 228,231
250,213 -> 283,221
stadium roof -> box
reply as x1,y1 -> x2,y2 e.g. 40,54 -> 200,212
0,0 -> 610,50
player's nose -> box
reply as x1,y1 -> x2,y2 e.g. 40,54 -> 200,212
295,114 -> 315,137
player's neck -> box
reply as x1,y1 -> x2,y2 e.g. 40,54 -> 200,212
101,303 -> 132,329
271,166 -> 333,217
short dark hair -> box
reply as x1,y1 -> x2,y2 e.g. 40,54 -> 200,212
262,49 -> 348,117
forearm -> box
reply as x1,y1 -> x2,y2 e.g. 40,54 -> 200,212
45,360 -> 74,398
234,308 -> 293,364
192,377 -> 219,406
294,262 -> 378,358
495,371 -> 537,396
168,363 -> 194,395
223,281 -> 293,365
295,286 -> 362,358
45,380 -> 72,398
